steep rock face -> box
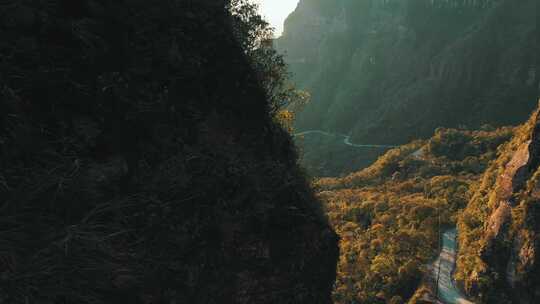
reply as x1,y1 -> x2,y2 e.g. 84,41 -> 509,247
0,1 -> 338,303
457,102 -> 540,303
277,0 -> 537,145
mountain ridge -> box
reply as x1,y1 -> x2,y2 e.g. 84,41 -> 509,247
277,0 -> 537,145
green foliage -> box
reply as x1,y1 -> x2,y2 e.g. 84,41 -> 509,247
229,0 -> 310,117
427,127 -> 513,161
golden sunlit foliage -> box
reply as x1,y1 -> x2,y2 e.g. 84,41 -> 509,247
455,107 -> 540,303
315,127 -> 513,303
276,110 -> 295,132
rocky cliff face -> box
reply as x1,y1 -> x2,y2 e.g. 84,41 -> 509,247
277,0 -> 537,145
457,102 -> 540,303
0,1 -> 337,303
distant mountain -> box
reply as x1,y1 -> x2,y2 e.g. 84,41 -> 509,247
277,0 -> 537,145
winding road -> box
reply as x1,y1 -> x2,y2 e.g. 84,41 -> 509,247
293,130 -> 397,148
431,228 -> 474,304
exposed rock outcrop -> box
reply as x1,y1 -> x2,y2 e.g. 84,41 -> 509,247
457,102 -> 540,303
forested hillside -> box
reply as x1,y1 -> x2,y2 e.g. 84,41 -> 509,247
277,0 -> 537,145
0,1 -> 337,303
316,124 -> 514,303
456,102 -> 540,303
312,102 -> 540,304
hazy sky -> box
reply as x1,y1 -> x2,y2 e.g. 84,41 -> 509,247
254,0 -> 300,37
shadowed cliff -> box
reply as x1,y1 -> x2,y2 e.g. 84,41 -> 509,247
0,1 -> 338,303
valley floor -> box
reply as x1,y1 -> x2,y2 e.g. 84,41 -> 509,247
294,130 -> 397,148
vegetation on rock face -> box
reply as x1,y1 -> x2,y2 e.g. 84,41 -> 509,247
456,102 -> 540,303
315,126 -> 513,303
277,0 -> 537,145
230,0 -> 310,120
0,1 -> 337,303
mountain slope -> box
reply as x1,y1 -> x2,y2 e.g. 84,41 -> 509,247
456,102 -> 540,303
0,1 -> 337,303
277,0 -> 537,145
316,124 -> 513,303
